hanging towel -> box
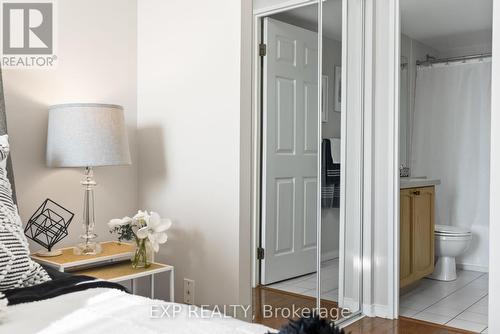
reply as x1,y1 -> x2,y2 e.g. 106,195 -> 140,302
322,139 -> 340,208
330,138 -> 341,163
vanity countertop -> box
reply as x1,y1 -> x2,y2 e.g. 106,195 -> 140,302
400,177 -> 441,189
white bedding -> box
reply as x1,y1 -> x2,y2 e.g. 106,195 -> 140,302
2,288 -> 273,334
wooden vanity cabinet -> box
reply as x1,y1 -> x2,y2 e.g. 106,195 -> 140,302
400,186 -> 435,289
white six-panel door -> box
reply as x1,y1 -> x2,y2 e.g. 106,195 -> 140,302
261,18 -> 318,285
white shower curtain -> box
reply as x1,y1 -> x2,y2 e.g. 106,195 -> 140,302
411,60 -> 491,270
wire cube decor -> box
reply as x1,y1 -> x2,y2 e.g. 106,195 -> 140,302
24,198 -> 74,252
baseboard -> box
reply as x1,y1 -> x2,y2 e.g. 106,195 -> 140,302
321,250 -> 339,262
457,263 -> 489,273
362,303 -> 392,319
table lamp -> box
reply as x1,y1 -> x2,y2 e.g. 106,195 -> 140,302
46,103 -> 131,255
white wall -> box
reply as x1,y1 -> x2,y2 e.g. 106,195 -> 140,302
137,0 -> 248,307
4,0 -> 252,308
426,29 -> 492,59
3,0 -> 138,252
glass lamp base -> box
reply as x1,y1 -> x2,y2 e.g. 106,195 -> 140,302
74,241 -> 102,255
77,167 -> 101,256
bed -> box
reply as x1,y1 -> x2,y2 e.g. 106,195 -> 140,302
0,70 -> 272,334
4,287 -> 271,333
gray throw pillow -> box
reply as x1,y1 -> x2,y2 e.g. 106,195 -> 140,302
0,135 -> 51,291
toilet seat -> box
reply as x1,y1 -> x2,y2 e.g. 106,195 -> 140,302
435,224 -> 471,237
435,234 -> 472,241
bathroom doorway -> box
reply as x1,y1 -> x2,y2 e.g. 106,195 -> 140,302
397,0 -> 491,332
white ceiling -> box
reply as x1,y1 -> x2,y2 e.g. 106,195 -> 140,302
271,0 -> 342,41
401,0 -> 492,53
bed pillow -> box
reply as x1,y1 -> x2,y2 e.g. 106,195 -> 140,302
0,135 -> 51,291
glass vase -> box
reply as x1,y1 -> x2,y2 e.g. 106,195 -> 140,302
132,238 -> 152,268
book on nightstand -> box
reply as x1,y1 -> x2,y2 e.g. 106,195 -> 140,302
31,241 -> 135,272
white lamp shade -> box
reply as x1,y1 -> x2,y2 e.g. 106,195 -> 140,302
46,103 -> 131,167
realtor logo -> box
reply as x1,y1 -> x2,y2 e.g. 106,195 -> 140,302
3,2 -> 53,54
1,1 -> 56,68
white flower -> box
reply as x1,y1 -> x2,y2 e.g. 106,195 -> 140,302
108,216 -> 132,228
136,212 -> 171,252
133,210 -> 150,221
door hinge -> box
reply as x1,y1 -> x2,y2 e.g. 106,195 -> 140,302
257,247 -> 265,260
259,43 -> 267,57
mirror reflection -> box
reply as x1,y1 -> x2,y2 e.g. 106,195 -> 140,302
253,0 -> 361,328
320,0 -> 362,317
320,0 -> 343,307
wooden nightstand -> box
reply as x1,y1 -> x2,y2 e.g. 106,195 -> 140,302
31,241 -> 174,301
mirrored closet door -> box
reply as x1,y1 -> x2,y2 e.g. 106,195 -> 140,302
319,0 -> 343,312
254,0 -> 363,327
319,0 -> 362,319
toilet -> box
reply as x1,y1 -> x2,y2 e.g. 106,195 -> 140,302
429,224 -> 472,281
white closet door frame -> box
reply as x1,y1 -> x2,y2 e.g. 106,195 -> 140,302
387,0 -> 401,319
375,0 -> 401,320
338,0 -> 367,314
489,2 -> 500,332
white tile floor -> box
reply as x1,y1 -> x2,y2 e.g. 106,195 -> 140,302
267,258 -> 339,301
400,270 -> 489,333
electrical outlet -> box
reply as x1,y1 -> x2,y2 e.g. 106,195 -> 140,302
183,278 -> 195,304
